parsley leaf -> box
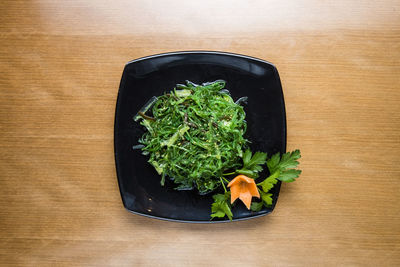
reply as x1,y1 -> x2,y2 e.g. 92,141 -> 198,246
266,150 -> 301,183
279,169 -> 302,182
259,171 -> 280,192
250,191 -> 274,211
242,149 -> 252,165
250,201 -> 263,211
267,150 -> 301,174
210,192 -> 233,220
260,191 -> 273,206
236,149 -> 267,178
258,149 -> 302,192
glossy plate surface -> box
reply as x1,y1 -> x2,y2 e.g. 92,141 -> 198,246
114,51 -> 286,222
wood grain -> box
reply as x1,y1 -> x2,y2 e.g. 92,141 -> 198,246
1,0 -> 400,266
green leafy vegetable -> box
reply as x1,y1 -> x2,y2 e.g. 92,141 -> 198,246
250,150 -> 302,212
233,149 -> 267,178
250,201 -> 264,212
266,149 -> 302,183
136,80 -> 248,194
250,191 -> 273,211
210,192 -> 233,220
259,171 -> 279,193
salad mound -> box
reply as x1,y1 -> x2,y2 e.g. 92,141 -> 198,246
135,80 -> 248,194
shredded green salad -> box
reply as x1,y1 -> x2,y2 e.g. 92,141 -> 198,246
134,80 -> 248,194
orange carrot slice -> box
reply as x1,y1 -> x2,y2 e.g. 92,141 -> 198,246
227,175 -> 260,209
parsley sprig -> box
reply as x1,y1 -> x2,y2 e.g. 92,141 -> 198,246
223,149 -> 267,178
211,149 -> 302,220
210,192 -> 233,220
237,149 -> 268,178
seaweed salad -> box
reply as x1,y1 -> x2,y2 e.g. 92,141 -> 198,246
134,80 -> 248,194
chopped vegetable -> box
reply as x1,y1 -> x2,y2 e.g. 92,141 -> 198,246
135,80 -> 248,194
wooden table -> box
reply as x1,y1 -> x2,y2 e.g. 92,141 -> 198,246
1,1 -> 399,266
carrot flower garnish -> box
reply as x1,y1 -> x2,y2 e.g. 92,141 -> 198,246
227,175 -> 260,209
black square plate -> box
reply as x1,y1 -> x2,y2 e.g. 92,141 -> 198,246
114,51 -> 286,223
